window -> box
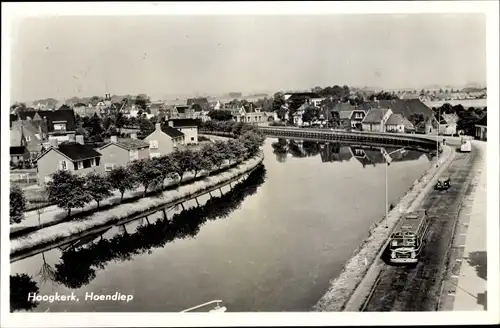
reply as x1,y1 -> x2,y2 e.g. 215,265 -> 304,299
190,137 -> 194,141
77,161 -> 84,170
59,160 -> 68,171
26,136 -> 31,142
105,164 -> 115,172
149,140 -> 158,149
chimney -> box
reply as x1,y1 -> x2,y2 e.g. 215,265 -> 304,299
168,120 -> 174,127
130,133 -> 137,139
155,122 -> 162,131
49,138 -> 58,148
110,135 -> 118,143
75,135 -> 84,145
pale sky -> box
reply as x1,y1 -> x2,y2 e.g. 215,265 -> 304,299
11,14 -> 486,102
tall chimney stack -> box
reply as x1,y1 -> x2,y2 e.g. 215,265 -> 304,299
155,123 -> 162,131
168,120 -> 174,128
130,133 -> 137,139
110,135 -> 118,143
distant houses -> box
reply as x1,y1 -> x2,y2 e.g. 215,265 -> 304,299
10,109 -> 78,144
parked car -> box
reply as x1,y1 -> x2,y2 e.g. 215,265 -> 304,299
435,176 -> 451,190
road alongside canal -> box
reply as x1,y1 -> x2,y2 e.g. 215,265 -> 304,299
362,141 -> 481,311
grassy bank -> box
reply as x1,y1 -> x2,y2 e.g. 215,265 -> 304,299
11,154 -> 264,256
313,145 -> 454,312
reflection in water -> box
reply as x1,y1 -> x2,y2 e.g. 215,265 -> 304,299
10,274 -> 40,312
40,165 -> 267,291
271,138 -> 426,166
37,252 -> 58,285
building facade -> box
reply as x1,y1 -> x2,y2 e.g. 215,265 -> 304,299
98,134 -> 150,171
361,108 -> 393,132
144,123 -> 185,158
167,119 -> 198,144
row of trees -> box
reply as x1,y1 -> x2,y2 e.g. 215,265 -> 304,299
199,120 -> 265,137
10,128 -> 264,223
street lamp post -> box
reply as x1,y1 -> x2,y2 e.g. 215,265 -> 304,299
437,107 -> 441,168
381,147 -> 406,228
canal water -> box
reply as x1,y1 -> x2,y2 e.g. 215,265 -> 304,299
11,138 -> 433,312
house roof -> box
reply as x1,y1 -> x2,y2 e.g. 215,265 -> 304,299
285,92 -> 321,99
12,120 -> 39,135
10,129 -> 23,147
385,113 -> 406,125
57,143 -> 102,161
334,102 -> 356,112
100,138 -> 149,151
174,105 -> 189,114
360,99 -> 434,121
362,108 -> 391,124
17,109 -> 77,132
339,111 -> 354,120
186,98 -> 210,111
10,146 -> 27,155
191,103 -> 203,112
168,118 -> 198,127
161,125 -> 185,138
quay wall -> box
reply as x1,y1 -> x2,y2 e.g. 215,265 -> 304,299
258,126 -> 439,150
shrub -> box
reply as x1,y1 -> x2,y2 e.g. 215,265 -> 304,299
10,185 -> 27,224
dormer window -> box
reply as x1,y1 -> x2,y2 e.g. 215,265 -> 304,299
53,121 -> 67,131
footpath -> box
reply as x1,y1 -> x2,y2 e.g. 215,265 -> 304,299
446,141 -> 488,311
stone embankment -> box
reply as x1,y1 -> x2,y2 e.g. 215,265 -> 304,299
313,144 -> 455,311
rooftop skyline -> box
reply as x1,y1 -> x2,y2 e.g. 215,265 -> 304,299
10,14 -> 486,102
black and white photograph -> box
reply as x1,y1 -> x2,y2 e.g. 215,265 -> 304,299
1,2 -> 499,327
